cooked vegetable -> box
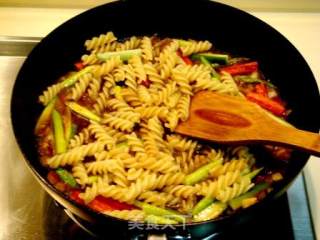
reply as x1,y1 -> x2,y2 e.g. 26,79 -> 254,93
145,215 -> 178,225
199,56 -> 220,78
193,202 -> 227,222
241,197 -> 258,208
66,101 -> 101,122
177,50 -> 193,65
97,49 -> 142,61
192,53 -> 229,64
229,182 -> 269,210
74,61 -> 85,70
181,55 -> 193,65
62,66 -> 93,88
69,190 -> 85,205
64,107 -> 73,143
47,170 -> 61,185
52,110 -> 67,153
244,167 -> 263,180
255,83 -> 268,96
184,159 -> 222,185
134,201 -> 185,223
90,196 -> 135,212
35,97 -> 57,134
56,168 -> 77,187
246,92 -> 286,116
220,61 -> 258,75
192,197 -> 214,215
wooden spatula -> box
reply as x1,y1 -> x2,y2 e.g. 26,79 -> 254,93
175,91 -> 320,157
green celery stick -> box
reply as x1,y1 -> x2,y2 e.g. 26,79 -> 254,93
35,97 -> 57,134
66,101 -> 101,123
240,167 -> 250,176
70,124 -> 78,139
193,202 -> 227,222
192,197 -> 214,215
56,168 -> 77,187
145,215 -> 178,225
134,201 -> 185,223
52,110 -> 67,154
199,56 -> 220,78
244,167 -> 263,180
97,49 -> 142,61
184,159 -> 222,185
64,107 -> 73,143
62,66 -> 93,88
192,53 -> 229,64
229,183 -> 269,210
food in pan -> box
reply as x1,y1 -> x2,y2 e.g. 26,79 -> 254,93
35,32 -> 290,224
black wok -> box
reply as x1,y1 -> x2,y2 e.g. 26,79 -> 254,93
10,0 -> 320,239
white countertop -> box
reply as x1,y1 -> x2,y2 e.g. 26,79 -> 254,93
0,6 -> 319,238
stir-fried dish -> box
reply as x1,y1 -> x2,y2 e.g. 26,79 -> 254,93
35,32 -> 291,224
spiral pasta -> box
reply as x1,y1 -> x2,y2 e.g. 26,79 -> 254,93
68,73 -> 93,101
116,36 -> 141,51
93,56 -> 122,78
195,170 -> 241,198
69,127 -> 91,148
39,82 -> 64,105
128,55 -> 147,82
137,85 -> 152,104
176,94 -> 190,121
120,88 -> 142,107
151,81 -> 177,106
216,177 -> 254,203
79,178 -> 103,203
37,33 -> 281,223
138,191 -> 180,207
88,122 -> 116,149
180,40 -> 212,56
102,113 -> 136,132
219,71 -> 241,96
159,51 -> 179,79
47,142 -> 105,168
210,159 -> 248,178
144,63 -> 164,85
141,36 -> 153,61
171,68 -> 193,96
72,164 -> 90,186
85,31 -> 117,51
81,53 -> 100,65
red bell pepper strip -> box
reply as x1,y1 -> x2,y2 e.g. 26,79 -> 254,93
246,92 -> 286,116
271,96 -> 286,107
177,50 -> 193,65
220,62 -> 258,75
70,190 -> 85,205
88,196 -> 135,212
47,171 -> 61,185
74,61 -> 85,70
255,83 -> 268,97
181,55 -> 193,65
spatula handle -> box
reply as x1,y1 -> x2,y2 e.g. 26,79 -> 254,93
266,126 -> 320,157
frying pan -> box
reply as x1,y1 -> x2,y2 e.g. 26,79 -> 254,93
10,0 -> 320,239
